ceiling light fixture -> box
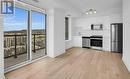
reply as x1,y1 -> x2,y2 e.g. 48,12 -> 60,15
85,9 -> 97,15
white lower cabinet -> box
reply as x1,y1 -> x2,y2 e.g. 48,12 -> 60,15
73,36 -> 82,47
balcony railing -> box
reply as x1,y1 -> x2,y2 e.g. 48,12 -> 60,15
4,34 -> 45,58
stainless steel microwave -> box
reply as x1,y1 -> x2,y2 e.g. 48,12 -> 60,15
91,24 -> 103,30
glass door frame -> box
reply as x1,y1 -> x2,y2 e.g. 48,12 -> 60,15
4,2 -> 47,73
31,10 -> 47,60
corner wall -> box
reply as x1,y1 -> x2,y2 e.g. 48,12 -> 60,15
122,0 -> 130,72
48,8 -> 65,58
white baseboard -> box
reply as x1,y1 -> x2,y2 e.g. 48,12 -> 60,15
122,57 -> 130,72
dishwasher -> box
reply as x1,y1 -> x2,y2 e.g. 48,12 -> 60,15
82,37 -> 90,48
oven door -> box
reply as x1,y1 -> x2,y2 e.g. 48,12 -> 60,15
90,39 -> 102,47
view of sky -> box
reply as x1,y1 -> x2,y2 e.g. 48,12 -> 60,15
4,7 -> 46,31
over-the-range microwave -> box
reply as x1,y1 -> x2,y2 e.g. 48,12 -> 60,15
91,24 -> 103,30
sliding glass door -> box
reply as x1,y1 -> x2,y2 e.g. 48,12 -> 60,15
4,7 -> 47,69
31,11 -> 46,60
4,7 -> 29,68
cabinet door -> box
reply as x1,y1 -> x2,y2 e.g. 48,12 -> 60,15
73,36 -> 82,47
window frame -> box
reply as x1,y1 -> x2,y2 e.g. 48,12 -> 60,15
65,17 -> 71,41
4,1 -> 47,73
16,1 -> 47,59
31,10 -> 47,59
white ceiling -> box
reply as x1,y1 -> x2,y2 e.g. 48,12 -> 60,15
18,0 -> 122,17
65,0 -> 122,17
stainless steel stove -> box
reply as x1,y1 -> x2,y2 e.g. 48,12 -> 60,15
90,35 -> 103,50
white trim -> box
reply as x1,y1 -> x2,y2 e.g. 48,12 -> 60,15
29,10 -> 32,60
0,14 -> 5,79
15,0 -> 46,14
69,17 -> 72,40
122,57 -> 130,72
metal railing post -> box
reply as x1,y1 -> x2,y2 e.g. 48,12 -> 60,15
34,34 -> 36,53
14,34 -> 17,58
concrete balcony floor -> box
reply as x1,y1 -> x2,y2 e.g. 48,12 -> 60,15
4,49 -> 46,68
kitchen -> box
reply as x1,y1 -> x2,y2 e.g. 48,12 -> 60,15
72,14 -> 122,52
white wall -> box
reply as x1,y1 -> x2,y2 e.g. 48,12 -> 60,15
72,14 -> 122,51
65,40 -> 73,49
48,9 -> 54,58
0,10 -> 5,79
48,8 -> 65,58
122,0 -> 130,72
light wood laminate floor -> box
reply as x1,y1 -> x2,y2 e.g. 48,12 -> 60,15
5,48 -> 130,79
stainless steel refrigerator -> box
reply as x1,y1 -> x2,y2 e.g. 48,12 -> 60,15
111,23 -> 123,53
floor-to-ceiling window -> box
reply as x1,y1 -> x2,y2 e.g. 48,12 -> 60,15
31,11 -> 46,60
65,17 -> 69,40
4,7 -> 29,68
4,6 -> 47,71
